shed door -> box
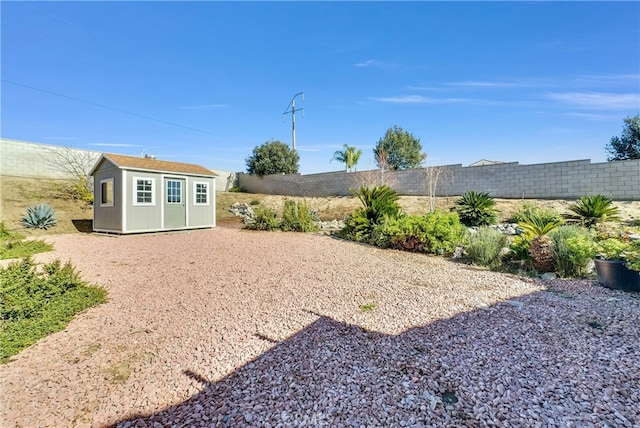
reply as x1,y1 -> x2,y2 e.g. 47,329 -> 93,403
164,178 -> 186,228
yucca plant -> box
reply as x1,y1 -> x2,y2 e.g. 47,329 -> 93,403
454,191 -> 497,227
22,203 -> 57,230
564,195 -> 621,227
519,216 -> 562,273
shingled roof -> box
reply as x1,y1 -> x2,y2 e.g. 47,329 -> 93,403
91,153 -> 217,177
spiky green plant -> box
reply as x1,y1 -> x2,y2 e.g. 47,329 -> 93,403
564,195 -> 621,227
454,191 -> 497,227
21,204 -> 57,230
341,185 -> 402,242
519,216 -> 563,273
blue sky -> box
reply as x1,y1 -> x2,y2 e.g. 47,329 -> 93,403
2,1 -> 639,174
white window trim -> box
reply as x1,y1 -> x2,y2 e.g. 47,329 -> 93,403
100,178 -> 114,207
133,177 -> 155,206
193,181 -> 209,206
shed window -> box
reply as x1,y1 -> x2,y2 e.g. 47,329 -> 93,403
134,178 -> 155,205
166,180 -> 182,204
100,179 -> 114,207
194,182 -> 208,205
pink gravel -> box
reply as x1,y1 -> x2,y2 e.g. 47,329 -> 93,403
0,227 -> 638,427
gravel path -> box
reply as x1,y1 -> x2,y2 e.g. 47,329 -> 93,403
1,227 -> 638,427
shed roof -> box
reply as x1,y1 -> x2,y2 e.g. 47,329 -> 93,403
91,153 -> 217,177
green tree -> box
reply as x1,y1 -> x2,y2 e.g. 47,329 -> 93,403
246,139 -> 299,177
373,125 -> 426,170
606,115 -> 640,161
332,144 -> 363,172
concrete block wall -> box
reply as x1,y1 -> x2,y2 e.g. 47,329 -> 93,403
1,139 -> 235,191
1,138 -> 101,179
238,159 -> 640,200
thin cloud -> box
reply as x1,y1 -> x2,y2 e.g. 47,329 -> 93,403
353,59 -> 407,71
444,80 -> 522,88
544,92 -> 640,110
369,95 -> 470,104
354,59 -> 378,68
87,143 -> 143,147
573,73 -> 640,87
178,104 -> 228,110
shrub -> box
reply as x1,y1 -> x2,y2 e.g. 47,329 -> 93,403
466,227 -> 508,268
565,195 -> 621,227
551,226 -> 597,278
518,216 -> 563,273
341,185 -> 402,243
454,191 -> 497,227
280,199 -> 319,233
373,211 -> 466,255
0,257 -> 107,362
245,206 -> 279,231
22,203 -> 57,230
510,202 -> 562,225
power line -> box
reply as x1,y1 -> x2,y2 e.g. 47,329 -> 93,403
2,79 -> 232,139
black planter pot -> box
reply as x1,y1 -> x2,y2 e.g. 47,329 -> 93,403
594,259 -> 640,292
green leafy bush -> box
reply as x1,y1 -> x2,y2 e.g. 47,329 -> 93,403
280,200 -> 319,233
454,191 -> 497,227
551,226 -> 597,278
245,206 -> 280,231
373,211 -> 466,255
22,203 -> 57,230
565,195 -> 621,227
341,185 -> 402,243
466,227 -> 508,268
1,257 -> 107,362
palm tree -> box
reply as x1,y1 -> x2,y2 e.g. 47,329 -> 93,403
332,144 -> 362,172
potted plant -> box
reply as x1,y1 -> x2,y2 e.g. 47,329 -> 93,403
594,238 -> 640,292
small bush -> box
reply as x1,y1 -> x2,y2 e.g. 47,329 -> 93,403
510,202 -> 562,225
565,195 -> 621,227
245,206 -> 279,231
280,200 -> 319,233
454,191 -> 497,227
466,227 -> 508,268
0,257 -> 107,362
228,186 -> 248,193
551,226 -> 597,278
22,203 -> 57,230
373,211 -> 466,255
341,185 -> 402,243
249,199 -> 261,206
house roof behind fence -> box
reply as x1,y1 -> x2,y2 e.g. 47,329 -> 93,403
91,153 -> 217,177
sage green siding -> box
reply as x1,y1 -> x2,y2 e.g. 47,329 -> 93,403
92,161 -> 122,232
187,177 -> 216,227
125,171 -> 163,233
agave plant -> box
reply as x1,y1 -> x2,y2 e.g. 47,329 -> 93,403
22,203 -> 57,230
564,195 -> 621,227
518,216 -> 563,273
454,191 -> 497,227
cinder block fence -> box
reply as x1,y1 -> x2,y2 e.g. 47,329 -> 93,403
238,159 -> 640,200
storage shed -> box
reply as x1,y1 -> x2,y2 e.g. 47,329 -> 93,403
90,153 -> 217,234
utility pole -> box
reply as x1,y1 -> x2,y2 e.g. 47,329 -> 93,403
283,92 -> 304,153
